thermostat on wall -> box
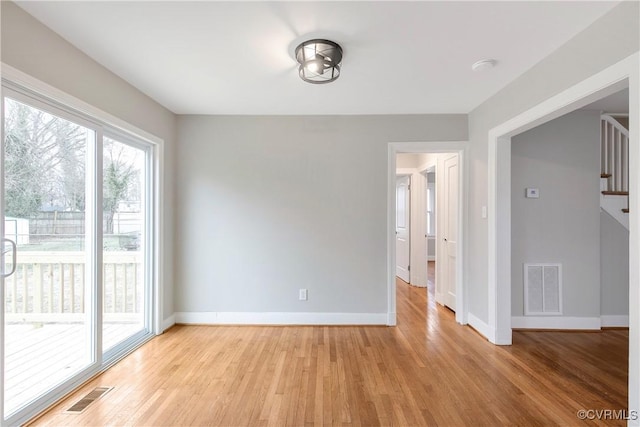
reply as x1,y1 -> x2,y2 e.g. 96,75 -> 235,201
526,188 -> 540,198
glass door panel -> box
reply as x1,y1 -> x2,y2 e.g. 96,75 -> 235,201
102,137 -> 147,352
3,97 -> 95,417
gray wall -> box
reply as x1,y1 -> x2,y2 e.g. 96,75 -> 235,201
467,1 -> 639,323
601,211 -> 629,316
1,2 -> 178,323
175,115 -> 466,313
511,110 -> 601,317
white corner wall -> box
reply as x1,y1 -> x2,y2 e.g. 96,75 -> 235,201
1,1 -> 178,327
175,115 -> 467,322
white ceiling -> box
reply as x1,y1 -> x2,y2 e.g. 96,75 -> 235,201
16,1 -> 620,115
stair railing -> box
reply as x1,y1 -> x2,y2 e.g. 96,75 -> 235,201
601,114 -> 629,193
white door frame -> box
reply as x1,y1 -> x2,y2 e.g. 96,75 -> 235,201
388,142 -> 468,326
487,52 -> 638,416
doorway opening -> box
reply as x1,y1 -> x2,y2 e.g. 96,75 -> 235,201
388,142 -> 467,326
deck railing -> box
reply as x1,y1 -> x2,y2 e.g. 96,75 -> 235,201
4,251 -> 141,322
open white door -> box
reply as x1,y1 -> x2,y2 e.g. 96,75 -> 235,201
442,154 -> 458,310
396,175 -> 410,282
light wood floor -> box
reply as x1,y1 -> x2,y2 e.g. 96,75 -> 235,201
32,266 -> 628,426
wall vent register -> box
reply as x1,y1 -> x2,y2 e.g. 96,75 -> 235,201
524,263 -> 562,315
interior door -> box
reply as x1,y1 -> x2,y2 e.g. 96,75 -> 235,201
442,154 -> 458,310
396,175 -> 410,282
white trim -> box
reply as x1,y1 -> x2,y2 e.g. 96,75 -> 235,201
175,312 -> 388,325
601,315 -> 629,328
0,76 -> 6,425
387,145 -> 396,326
153,131 -> 165,335
487,53 -> 638,347
162,314 -> 176,332
408,282 -> 427,288
389,141 -> 469,326
387,312 -> 397,326
468,313 -> 490,340
629,58 -> 640,426
427,256 -> 436,261
511,316 -> 601,330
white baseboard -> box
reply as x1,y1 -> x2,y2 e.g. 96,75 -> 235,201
601,315 -> 629,327
387,312 -> 397,326
175,312 -> 388,326
427,256 -> 436,261
493,327 -> 513,345
467,313 -> 490,340
162,314 -> 176,332
511,316 -> 601,330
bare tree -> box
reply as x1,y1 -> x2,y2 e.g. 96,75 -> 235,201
103,139 -> 139,234
4,99 -> 86,218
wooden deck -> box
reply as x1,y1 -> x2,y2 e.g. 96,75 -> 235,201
31,268 -> 628,426
4,321 -> 143,416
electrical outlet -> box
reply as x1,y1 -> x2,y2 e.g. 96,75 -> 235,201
299,289 -> 308,301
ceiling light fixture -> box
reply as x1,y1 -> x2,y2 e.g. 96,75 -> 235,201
295,39 -> 343,84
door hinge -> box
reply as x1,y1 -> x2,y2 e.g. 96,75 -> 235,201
408,265 -> 411,272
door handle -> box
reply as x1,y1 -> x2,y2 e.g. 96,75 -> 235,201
2,238 -> 17,278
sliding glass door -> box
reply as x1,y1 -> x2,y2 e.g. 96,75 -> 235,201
1,85 -> 155,426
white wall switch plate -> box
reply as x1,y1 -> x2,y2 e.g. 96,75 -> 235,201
299,289 -> 308,301
526,188 -> 540,198
481,206 -> 487,218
